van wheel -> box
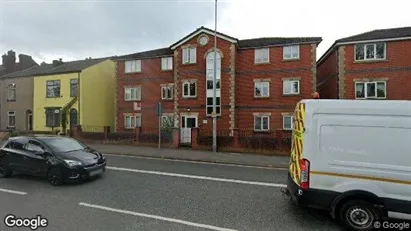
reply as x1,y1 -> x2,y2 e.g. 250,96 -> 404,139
338,199 -> 381,231
0,164 -> 12,178
47,168 -> 64,186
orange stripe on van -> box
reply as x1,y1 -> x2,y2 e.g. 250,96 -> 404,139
311,171 -> 411,186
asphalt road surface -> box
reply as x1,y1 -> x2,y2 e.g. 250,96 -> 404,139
0,154 -> 343,231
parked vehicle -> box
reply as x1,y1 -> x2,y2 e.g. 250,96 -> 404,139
0,136 -> 106,186
284,99 -> 411,231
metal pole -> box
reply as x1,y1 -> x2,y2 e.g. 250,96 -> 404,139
212,0 -> 217,153
158,102 -> 161,149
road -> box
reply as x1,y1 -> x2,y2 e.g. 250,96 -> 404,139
0,154 -> 343,231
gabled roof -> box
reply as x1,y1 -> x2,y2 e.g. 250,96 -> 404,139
238,37 -> 322,49
169,26 -> 239,50
113,48 -> 173,61
0,57 -> 112,79
317,26 -> 411,66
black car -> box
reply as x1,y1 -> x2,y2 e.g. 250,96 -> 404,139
0,135 -> 106,186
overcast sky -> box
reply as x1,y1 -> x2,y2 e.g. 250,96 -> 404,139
0,0 -> 410,64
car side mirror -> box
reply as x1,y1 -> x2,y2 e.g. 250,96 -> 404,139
34,150 -> 46,156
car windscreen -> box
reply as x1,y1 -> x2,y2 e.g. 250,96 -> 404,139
43,138 -> 86,153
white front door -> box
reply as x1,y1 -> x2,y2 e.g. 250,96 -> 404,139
180,115 -> 197,144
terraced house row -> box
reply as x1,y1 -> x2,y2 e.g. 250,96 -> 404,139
1,25 -> 410,147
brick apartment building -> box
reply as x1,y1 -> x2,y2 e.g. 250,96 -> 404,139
114,27 -> 321,145
317,26 -> 411,100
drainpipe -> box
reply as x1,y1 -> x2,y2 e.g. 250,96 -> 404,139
77,72 -> 81,125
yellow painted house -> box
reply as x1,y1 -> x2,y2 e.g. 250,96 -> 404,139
33,58 -> 115,133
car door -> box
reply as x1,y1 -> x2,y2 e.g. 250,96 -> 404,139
3,138 -> 30,172
24,140 -> 49,176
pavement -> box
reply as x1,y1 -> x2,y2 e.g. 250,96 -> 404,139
84,142 -> 290,169
0,154 -> 343,231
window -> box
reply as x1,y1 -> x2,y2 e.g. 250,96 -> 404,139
283,115 -> 294,130
254,48 -> 269,64
355,81 -> 386,99
182,47 -> 196,64
45,108 -> 60,127
206,52 -> 221,90
182,81 -> 196,98
46,80 -> 61,98
25,140 -> 44,153
7,111 -> 15,127
6,138 -> 27,150
355,43 -> 385,61
283,80 -> 300,95
125,60 -> 141,73
254,81 -> 270,97
70,79 -> 78,97
161,116 -> 174,127
283,45 -> 300,60
124,115 -> 141,129
206,97 -> 221,115
254,115 -> 269,131
124,87 -> 141,101
7,84 -> 16,101
161,85 -> 174,100
161,57 -> 173,70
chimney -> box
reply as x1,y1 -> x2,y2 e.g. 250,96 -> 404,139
52,58 -> 64,67
18,54 -> 37,70
2,50 -> 16,74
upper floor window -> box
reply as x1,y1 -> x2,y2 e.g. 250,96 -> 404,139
182,47 -> 196,64
125,60 -> 141,73
206,51 -> 221,90
355,81 -> 386,99
283,115 -> 294,130
46,80 -> 61,98
7,84 -> 16,101
254,115 -> 269,131
70,79 -> 78,97
8,111 -> 15,127
283,79 -> 300,95
283,45 -> 300,60
182,81 -> 196,98
161,57 -> 173,70
124,87 -> 141,101
161,84 -> 174,100
355,43 -> 386,61
254,48 -> 269,64
254,81 -> 270,97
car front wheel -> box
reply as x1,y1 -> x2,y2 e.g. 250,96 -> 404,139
338,199 -> 382,231
0,164 -> 12,178
47,168 -> 64,186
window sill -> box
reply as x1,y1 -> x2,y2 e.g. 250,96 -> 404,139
124,99 -> 142,102
283,93 -> 301,97
6,100 -> 16,102
353,59 -> 388,64
254,62 -> 270,65
46,96 -> 61,99
161,69 -> 173,72
253,130 -> 271,133
182,96 -> 197,99
355,97 -> 387,100
162,99 -> 174,102
254,96 -> 271,99
182,62 -> 197,66
282,58 -> 300,62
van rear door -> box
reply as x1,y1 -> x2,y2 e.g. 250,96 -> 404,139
289,101 -> 306,187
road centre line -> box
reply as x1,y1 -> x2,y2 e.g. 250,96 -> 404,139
0,187 -> 27,195
105,153 -> 288,171
79,202 -> 238,231
107,166 -> 287,188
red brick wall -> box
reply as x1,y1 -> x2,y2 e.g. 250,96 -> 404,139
176,34 -> 233,130
342,40 -> 411,100
116,57 -> 174,132
235,44 -> 316,130
317,49 -> 338,99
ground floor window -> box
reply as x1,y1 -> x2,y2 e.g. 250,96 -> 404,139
283,115 -> 294,130
124,114 -> 141,129
161,115 -> 174,128
45,108 -> 60,127
206,97 -> 221,116
7,111 -> 16,127
254,115 -> 269,131
355,81 -> 386,99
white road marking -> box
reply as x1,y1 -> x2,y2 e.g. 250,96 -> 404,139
0,187 -> 27,195
79,202 -> 238,231
107,166 -> 286,187
104,153 -> 288,171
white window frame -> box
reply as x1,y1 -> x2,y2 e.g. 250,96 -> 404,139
125,60 -> 142,73
182,47 -> 197,64
283,115 -> 294,130
355,43 -> 386,61
161,57 -> 173,70
7,111 -> 16,127
254,115 -> 270,131
161,115 -> 174,127
161,84 -> 174,100
283,45 -> 300,60
182,81 -> 197,98
7,84 -> 16,101
124,114 -> 141,129
206,51 -> 221,116
254,81 -> 270,97
354,81 -> 387,99
124,87 -> 141,101
283,80 -> 300,95
254,48 -> 269,64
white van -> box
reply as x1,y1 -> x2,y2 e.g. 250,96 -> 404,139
285,99 -> 411,231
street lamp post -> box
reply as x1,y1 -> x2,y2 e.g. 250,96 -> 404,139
212,0 -> 218,153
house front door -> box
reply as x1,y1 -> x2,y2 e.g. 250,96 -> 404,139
180,115 -> 197,144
